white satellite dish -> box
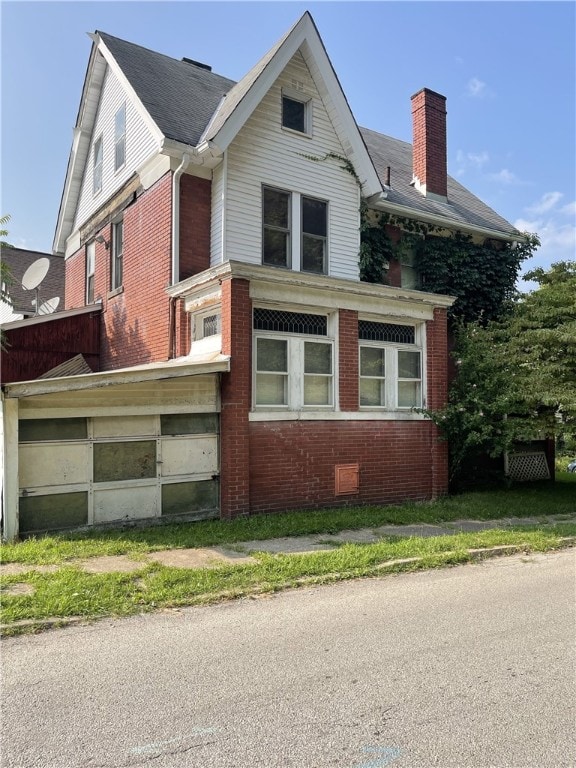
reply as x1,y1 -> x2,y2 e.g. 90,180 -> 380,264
38,296 -> 61,315
22,258 -> 50,291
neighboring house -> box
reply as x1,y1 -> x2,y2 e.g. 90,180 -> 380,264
1,13 -> 522,540
0,246 -> 65,322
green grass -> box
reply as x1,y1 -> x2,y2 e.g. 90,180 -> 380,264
2,525 -> 574,635
2,478 -> 575,566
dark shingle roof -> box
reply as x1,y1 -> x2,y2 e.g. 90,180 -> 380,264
0,246 -> 65,315
97,32 -> 517,238
360,128 -> 518,237
98,31 -> 236,146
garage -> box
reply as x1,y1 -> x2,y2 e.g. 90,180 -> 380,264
2,360 -> 228,539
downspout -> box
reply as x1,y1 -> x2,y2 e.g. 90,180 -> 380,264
171,153 -> 191,285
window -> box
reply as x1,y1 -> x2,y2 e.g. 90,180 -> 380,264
359,321 -> 422,409
400,248 -> 421,290
86,241 -> 95,304
263,187 -> 290,268
254,309 -> 333,409
93,135 -> 103,195
262,187 -> 328,275
281,90 -> 311,135
114,104 -> 126,171
302,197 -> 327,274
193,310 -> 221,341
111,219 -> 123,291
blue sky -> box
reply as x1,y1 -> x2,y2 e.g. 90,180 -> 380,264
1,1 -> 575,289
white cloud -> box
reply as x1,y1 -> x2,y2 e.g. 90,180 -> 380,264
466,77 -> 487,97
490,168 -> 520,185
455,149 -> 489,177
561,201 -> 576,217
514,212 -> 576,290
527,191 -> 563,215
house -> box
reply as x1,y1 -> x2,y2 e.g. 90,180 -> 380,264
1,13 -> 522,540
0,246 -> 65,323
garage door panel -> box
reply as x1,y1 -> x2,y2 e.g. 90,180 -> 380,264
19,443 -> 90,488
94,485 -> 158,523
161,436 -> 218,477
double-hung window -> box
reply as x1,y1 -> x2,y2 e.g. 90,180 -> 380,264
111,219 -> 123,291
254,308 -> 334,409
93,135 -> 103,195
281,90 -> 311,135
262,187 -> 328,274
359,320 -> 422,409
114,104 -> 126,171
86,241 -> 95,304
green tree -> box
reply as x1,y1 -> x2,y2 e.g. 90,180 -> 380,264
424,261 -> 576,483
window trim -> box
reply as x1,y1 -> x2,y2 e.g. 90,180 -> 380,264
358,321 -> 425,411
85,241 -> 95,305
262,186 -> 329,275
110,219 -> 123,292
93,135 -> 103,196
114,104 -> 126,172
281,88 -> 312,136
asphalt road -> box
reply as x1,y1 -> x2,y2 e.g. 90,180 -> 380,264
2,550 -> 575,768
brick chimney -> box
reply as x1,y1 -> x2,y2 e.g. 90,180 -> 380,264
411,88 -> 447,201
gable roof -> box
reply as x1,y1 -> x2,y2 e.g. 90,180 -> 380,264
54,13 -> 519,254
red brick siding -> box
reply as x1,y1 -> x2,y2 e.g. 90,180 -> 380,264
338,309 -> 358,411
220,278 -> 252,518
179,175 -> 211,280
98,172 -> 172,369
249,420 -> 443,513
64,249 -> 86,309
426,307 -> 449,495
411,88 -> 447,198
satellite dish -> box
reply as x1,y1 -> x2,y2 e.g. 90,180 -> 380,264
38,296 -> 61,315
22,258 -> 50,291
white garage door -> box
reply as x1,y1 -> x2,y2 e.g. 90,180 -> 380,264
18,413 -> 219,534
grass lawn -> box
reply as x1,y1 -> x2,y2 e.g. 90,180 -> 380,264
1,477 -> 574,635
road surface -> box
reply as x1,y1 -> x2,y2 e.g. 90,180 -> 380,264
2,550 -> 575,767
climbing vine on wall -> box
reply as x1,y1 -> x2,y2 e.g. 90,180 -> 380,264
298,151 -> 540,324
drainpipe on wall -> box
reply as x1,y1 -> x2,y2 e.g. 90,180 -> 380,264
171,153 -> 191,286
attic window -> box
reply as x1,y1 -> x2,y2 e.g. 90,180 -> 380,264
281,90 -> 311,135
114,104 -> 126,171
93,135 -> 103,195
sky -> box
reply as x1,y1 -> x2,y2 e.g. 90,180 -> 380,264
1,1 -> 575,290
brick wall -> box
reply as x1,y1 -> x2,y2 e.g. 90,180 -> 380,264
338,309 -> 358,411
179,175 -> 211,280
249,420 -> 441,513
220,278 -> 252,518
426,307 -> 449,495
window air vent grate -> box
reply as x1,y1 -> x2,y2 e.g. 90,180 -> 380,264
359,321 -> 415,344
253,309 -> 327,336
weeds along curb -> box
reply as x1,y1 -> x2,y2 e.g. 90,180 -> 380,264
2,538 -> 575,637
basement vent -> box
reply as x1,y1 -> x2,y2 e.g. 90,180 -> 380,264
335,464 -> 360,495
507,452 -> 550,482
253,308 -> 327,336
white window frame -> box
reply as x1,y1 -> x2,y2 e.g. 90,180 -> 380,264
86,241 -> 95,304
262,186 -> 328,275
111,219 -> 123,291
114,104 -> 126,172
93,135 -> 103,196
359,322 -> 424,411
281,88 -> 312,136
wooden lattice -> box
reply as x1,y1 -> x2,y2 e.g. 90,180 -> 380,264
507,452 -> 550,482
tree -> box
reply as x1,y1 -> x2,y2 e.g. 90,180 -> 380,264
424,261 -> 576,483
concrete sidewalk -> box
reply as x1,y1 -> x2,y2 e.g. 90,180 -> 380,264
2,514 -> 575,578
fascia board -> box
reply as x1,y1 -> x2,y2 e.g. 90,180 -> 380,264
3,356 -> 231,399
210,13 -> 382,199
96,35 -> 164,146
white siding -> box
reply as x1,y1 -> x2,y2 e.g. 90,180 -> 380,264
74,66 -> 158,230
210,162 -> 225,265
221,52 -> 361,280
